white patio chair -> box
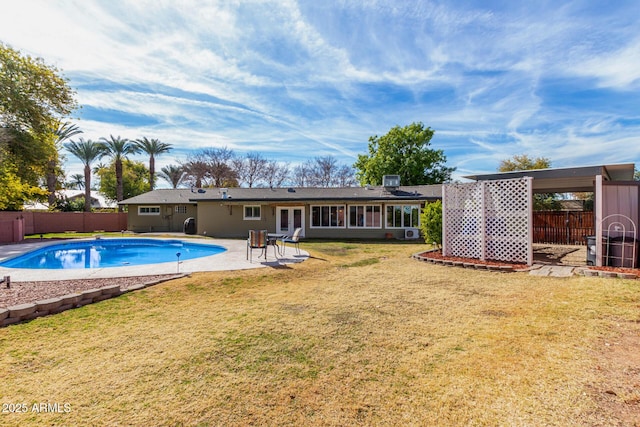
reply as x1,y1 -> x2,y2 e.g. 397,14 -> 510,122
280,228 -> 302,255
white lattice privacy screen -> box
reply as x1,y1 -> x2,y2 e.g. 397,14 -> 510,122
443,177 -> 533,264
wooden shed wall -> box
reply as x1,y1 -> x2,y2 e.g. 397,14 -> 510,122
602,182 -> 640,237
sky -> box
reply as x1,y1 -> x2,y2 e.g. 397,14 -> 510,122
1,0 -> 639,186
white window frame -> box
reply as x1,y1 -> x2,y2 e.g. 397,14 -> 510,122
175,205 -> 188,214
138,205 -> 160,216
348,204 -> 382,229
385,204 -> 420,228
243,205 -> 262,220
310,204 -> 346,228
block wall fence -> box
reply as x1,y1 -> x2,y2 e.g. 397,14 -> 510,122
0,212 -> 127,243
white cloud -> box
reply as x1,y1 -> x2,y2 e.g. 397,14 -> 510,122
570,40 -> 640,89
2,0 -> 640,186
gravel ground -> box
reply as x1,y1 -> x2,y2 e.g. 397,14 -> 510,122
0,275 -> 179,308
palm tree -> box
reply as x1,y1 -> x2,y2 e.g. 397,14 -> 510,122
64,138 -> 105,212
92,161 -> 108,175
48,122 -> 82,205
67,173 -> 85,190
135,137 -> 172,190
100,135 -> 139,210
158,164 -> 186,189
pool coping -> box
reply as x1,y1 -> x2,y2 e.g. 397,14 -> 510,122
0,237 -> 309,282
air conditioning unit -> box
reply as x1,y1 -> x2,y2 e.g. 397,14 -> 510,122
382,175 -> 400,188
405,228 -> 420,239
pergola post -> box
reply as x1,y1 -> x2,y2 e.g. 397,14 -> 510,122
526,177 -> 533,265
441,184 -> 447,255
595,175 -> 603,266
480,181 -> 486,261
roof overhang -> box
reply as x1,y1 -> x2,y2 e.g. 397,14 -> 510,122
463,163 -> 635,193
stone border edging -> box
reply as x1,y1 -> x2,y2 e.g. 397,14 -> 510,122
580,269 -> 639,280
412,251 -> 517,273
0,273 -> 188,327
412,251 -> 639,280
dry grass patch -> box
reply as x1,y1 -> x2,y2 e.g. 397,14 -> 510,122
0,241 -> 639,426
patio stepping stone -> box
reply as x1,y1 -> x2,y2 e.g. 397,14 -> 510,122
529,265 -> 576,277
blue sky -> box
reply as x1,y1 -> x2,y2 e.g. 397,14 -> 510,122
1,0 -> 639,186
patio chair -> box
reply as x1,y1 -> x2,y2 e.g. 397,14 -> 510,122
247,229 -> 268,262
281,228 -> 302,255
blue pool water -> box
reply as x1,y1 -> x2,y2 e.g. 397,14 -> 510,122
0,239 -> 227,269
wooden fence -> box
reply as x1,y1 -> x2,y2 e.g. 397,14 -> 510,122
533,211 -> 594,245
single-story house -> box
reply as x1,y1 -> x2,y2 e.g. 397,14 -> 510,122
119,181 -> 442,239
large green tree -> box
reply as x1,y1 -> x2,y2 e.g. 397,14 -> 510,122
0,43 -> 77,134
0,43 -> 77,210
354,122 -> 454,186
64,138 -> 105,212
0,128 -> 50,209
498,154 -> 551,172
95,159 -> 150,202
100,135 -> 139,210
135,137 -> 172,190
0,145 -> 46,210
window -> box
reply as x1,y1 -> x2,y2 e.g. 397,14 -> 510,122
138,206 -> 160,215
349,205 -> 382,228
175,205 -> 188,214
311,205 -> 345,228
386,205 -> 420,228
244,205 -> 261,220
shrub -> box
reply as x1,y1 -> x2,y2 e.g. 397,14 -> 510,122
420,200 -> 442,246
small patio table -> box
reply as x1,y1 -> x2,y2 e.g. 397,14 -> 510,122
267,233 -> 288,257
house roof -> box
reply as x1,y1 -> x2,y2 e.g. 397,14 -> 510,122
119,185 -> 442,205
463,163 -> 636,193
118,188 -> 200,205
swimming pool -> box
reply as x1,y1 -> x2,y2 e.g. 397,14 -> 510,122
0,238 -> 227,269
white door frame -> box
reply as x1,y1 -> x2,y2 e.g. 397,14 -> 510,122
276,206 -> 305,237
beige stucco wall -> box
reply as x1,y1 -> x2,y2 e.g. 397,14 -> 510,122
196,201 -> 427,240
128,198 -> 433,239
127,203 -> 198,232
196,202 -> 278,237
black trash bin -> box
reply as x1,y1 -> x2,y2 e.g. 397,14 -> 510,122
607,236 -> 639,268
586,236 -> 596,266
586,236 -> 610,266
183,217 -> 196,235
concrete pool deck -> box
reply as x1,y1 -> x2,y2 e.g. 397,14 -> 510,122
0,237 -> 309,282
